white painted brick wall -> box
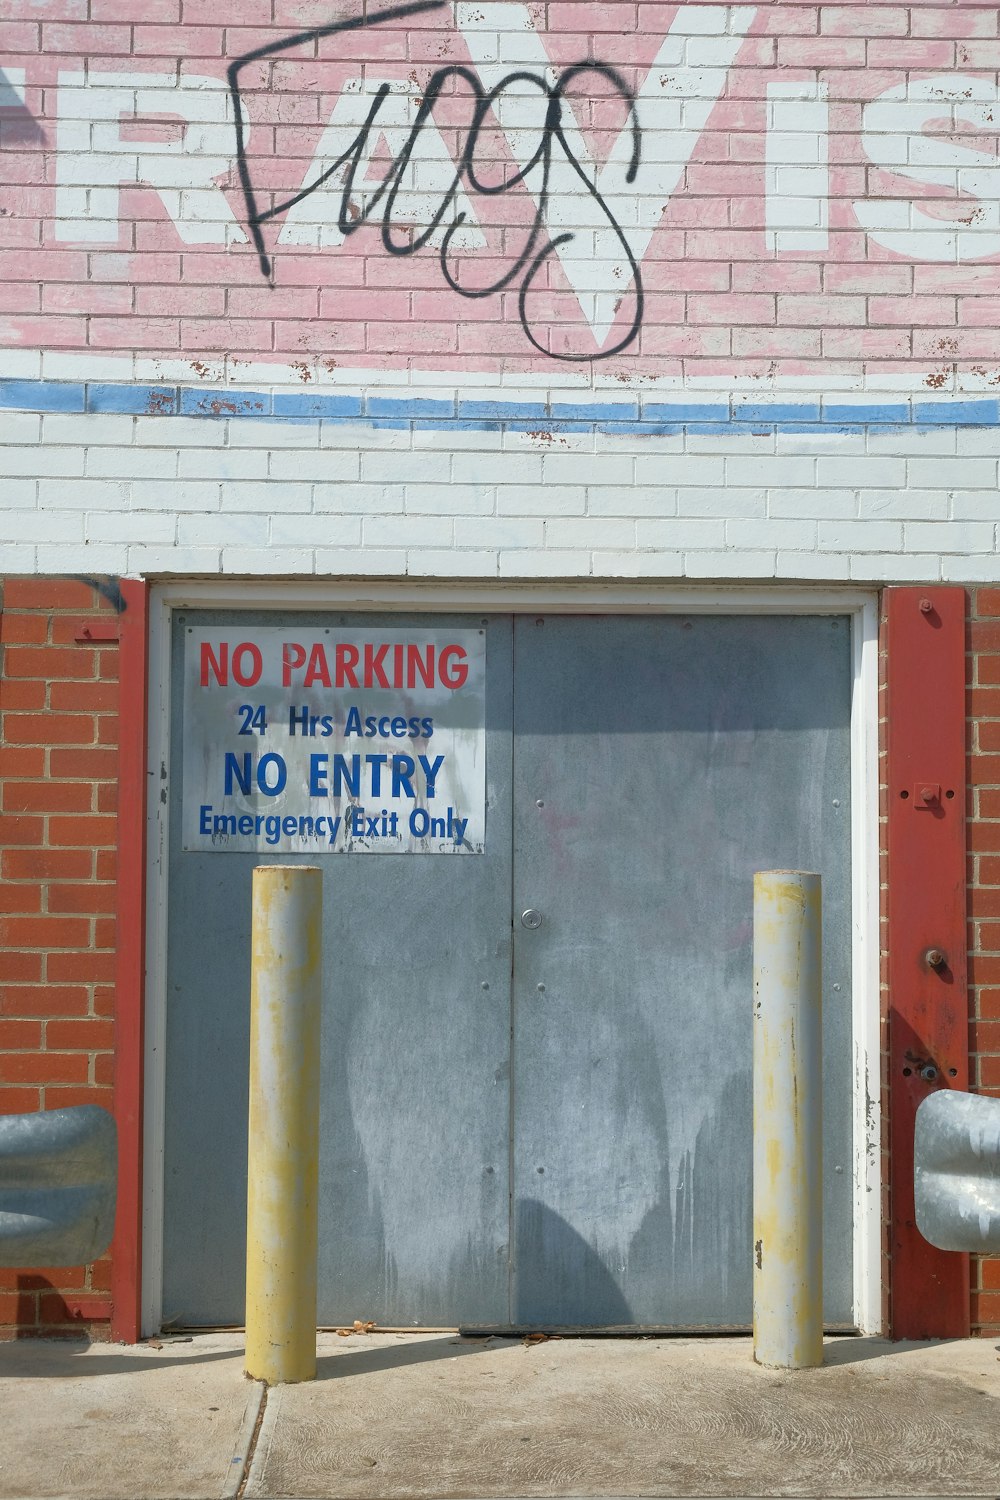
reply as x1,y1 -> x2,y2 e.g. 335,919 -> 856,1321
2,413 -> 1000,583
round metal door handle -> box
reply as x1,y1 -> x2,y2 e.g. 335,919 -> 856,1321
520,909 -> 543,930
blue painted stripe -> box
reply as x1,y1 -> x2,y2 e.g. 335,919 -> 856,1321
87,383 -> 179,414
506,419 -> 593,434
641,402 -> 729,424
677,423 -> 750,437
914,399 -> 1000,425
551,401 -> 641,423
785,422 -> 868,436
458,399 -> 548,421
367,396 -> 455,419
0,379 -> 85,412
273,392 -> 363,418
732,403 -> 823,424
180,388 -> 271,417
3,378 -> 1000,433
824,402 -> 911,424
605,421 -> 688,436
440,417 -> 503,429
421,418 -> 501,432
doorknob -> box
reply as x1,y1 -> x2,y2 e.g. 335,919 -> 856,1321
520,909 -> 543,930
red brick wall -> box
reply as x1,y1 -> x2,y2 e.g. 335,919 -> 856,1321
968,587 -> 1000,1335
0,577 -> 119,1336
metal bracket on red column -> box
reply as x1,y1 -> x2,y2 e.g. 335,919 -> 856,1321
887,586 -> 969,1339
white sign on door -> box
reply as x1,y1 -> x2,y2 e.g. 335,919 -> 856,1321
182,625 -> 486,853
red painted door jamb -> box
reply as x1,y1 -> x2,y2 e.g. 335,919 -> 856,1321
110,578 -> 149,1342
887,586 -> 969,1338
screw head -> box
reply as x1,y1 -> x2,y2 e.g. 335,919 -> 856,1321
919,598 -> 933,614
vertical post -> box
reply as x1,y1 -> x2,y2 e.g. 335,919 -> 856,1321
753,870 -> 823,1369
111,578 -> 149,1344
245,865 -> 322,1385
886,587 -> 969,1339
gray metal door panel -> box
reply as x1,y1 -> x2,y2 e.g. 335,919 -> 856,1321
509,615 -> 854,1327
163,611 -> 513,1328
162,609 -> 855,1331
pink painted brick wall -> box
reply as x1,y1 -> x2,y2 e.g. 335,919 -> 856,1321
1,1 -> 999,381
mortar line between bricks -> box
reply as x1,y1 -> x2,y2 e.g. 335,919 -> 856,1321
224,1379 -> 266,1500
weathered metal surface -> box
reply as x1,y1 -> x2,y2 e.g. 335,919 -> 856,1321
752,871 -> 823,1368
0,1106 -> 117,1267
509,615 -> 853,1328
914,1090 -> 1000,1253
164,610 -> 853,1329
245,865 -> 323,1384
886,587 -> 969,1338
164,611 -> 512,1328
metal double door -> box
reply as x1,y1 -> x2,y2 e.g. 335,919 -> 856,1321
162,610 -> 854,1329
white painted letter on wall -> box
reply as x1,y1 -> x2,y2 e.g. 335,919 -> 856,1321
55,71 -> 248,245
766,81 -> 829,254
855,75 -> 1000,263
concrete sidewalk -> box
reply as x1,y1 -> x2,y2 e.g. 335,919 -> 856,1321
2,1332 -> 1000,1500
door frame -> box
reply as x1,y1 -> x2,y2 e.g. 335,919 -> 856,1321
142,581 -> 881,1337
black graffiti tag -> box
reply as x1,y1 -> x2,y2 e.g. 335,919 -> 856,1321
227,0 -> 644,362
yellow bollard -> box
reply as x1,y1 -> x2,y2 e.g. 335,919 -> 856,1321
245,865 -> 322,1384
752,870 -> 823,1369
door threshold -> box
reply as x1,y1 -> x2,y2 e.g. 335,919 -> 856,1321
155,1322 -> 861,1338
459,1324 -> 860,1338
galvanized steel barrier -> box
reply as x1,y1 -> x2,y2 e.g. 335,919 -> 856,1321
0,1105 -> 117,1268
914,1090 -> 1000,1253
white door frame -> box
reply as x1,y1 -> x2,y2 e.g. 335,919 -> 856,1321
143,580 -> 881,1336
